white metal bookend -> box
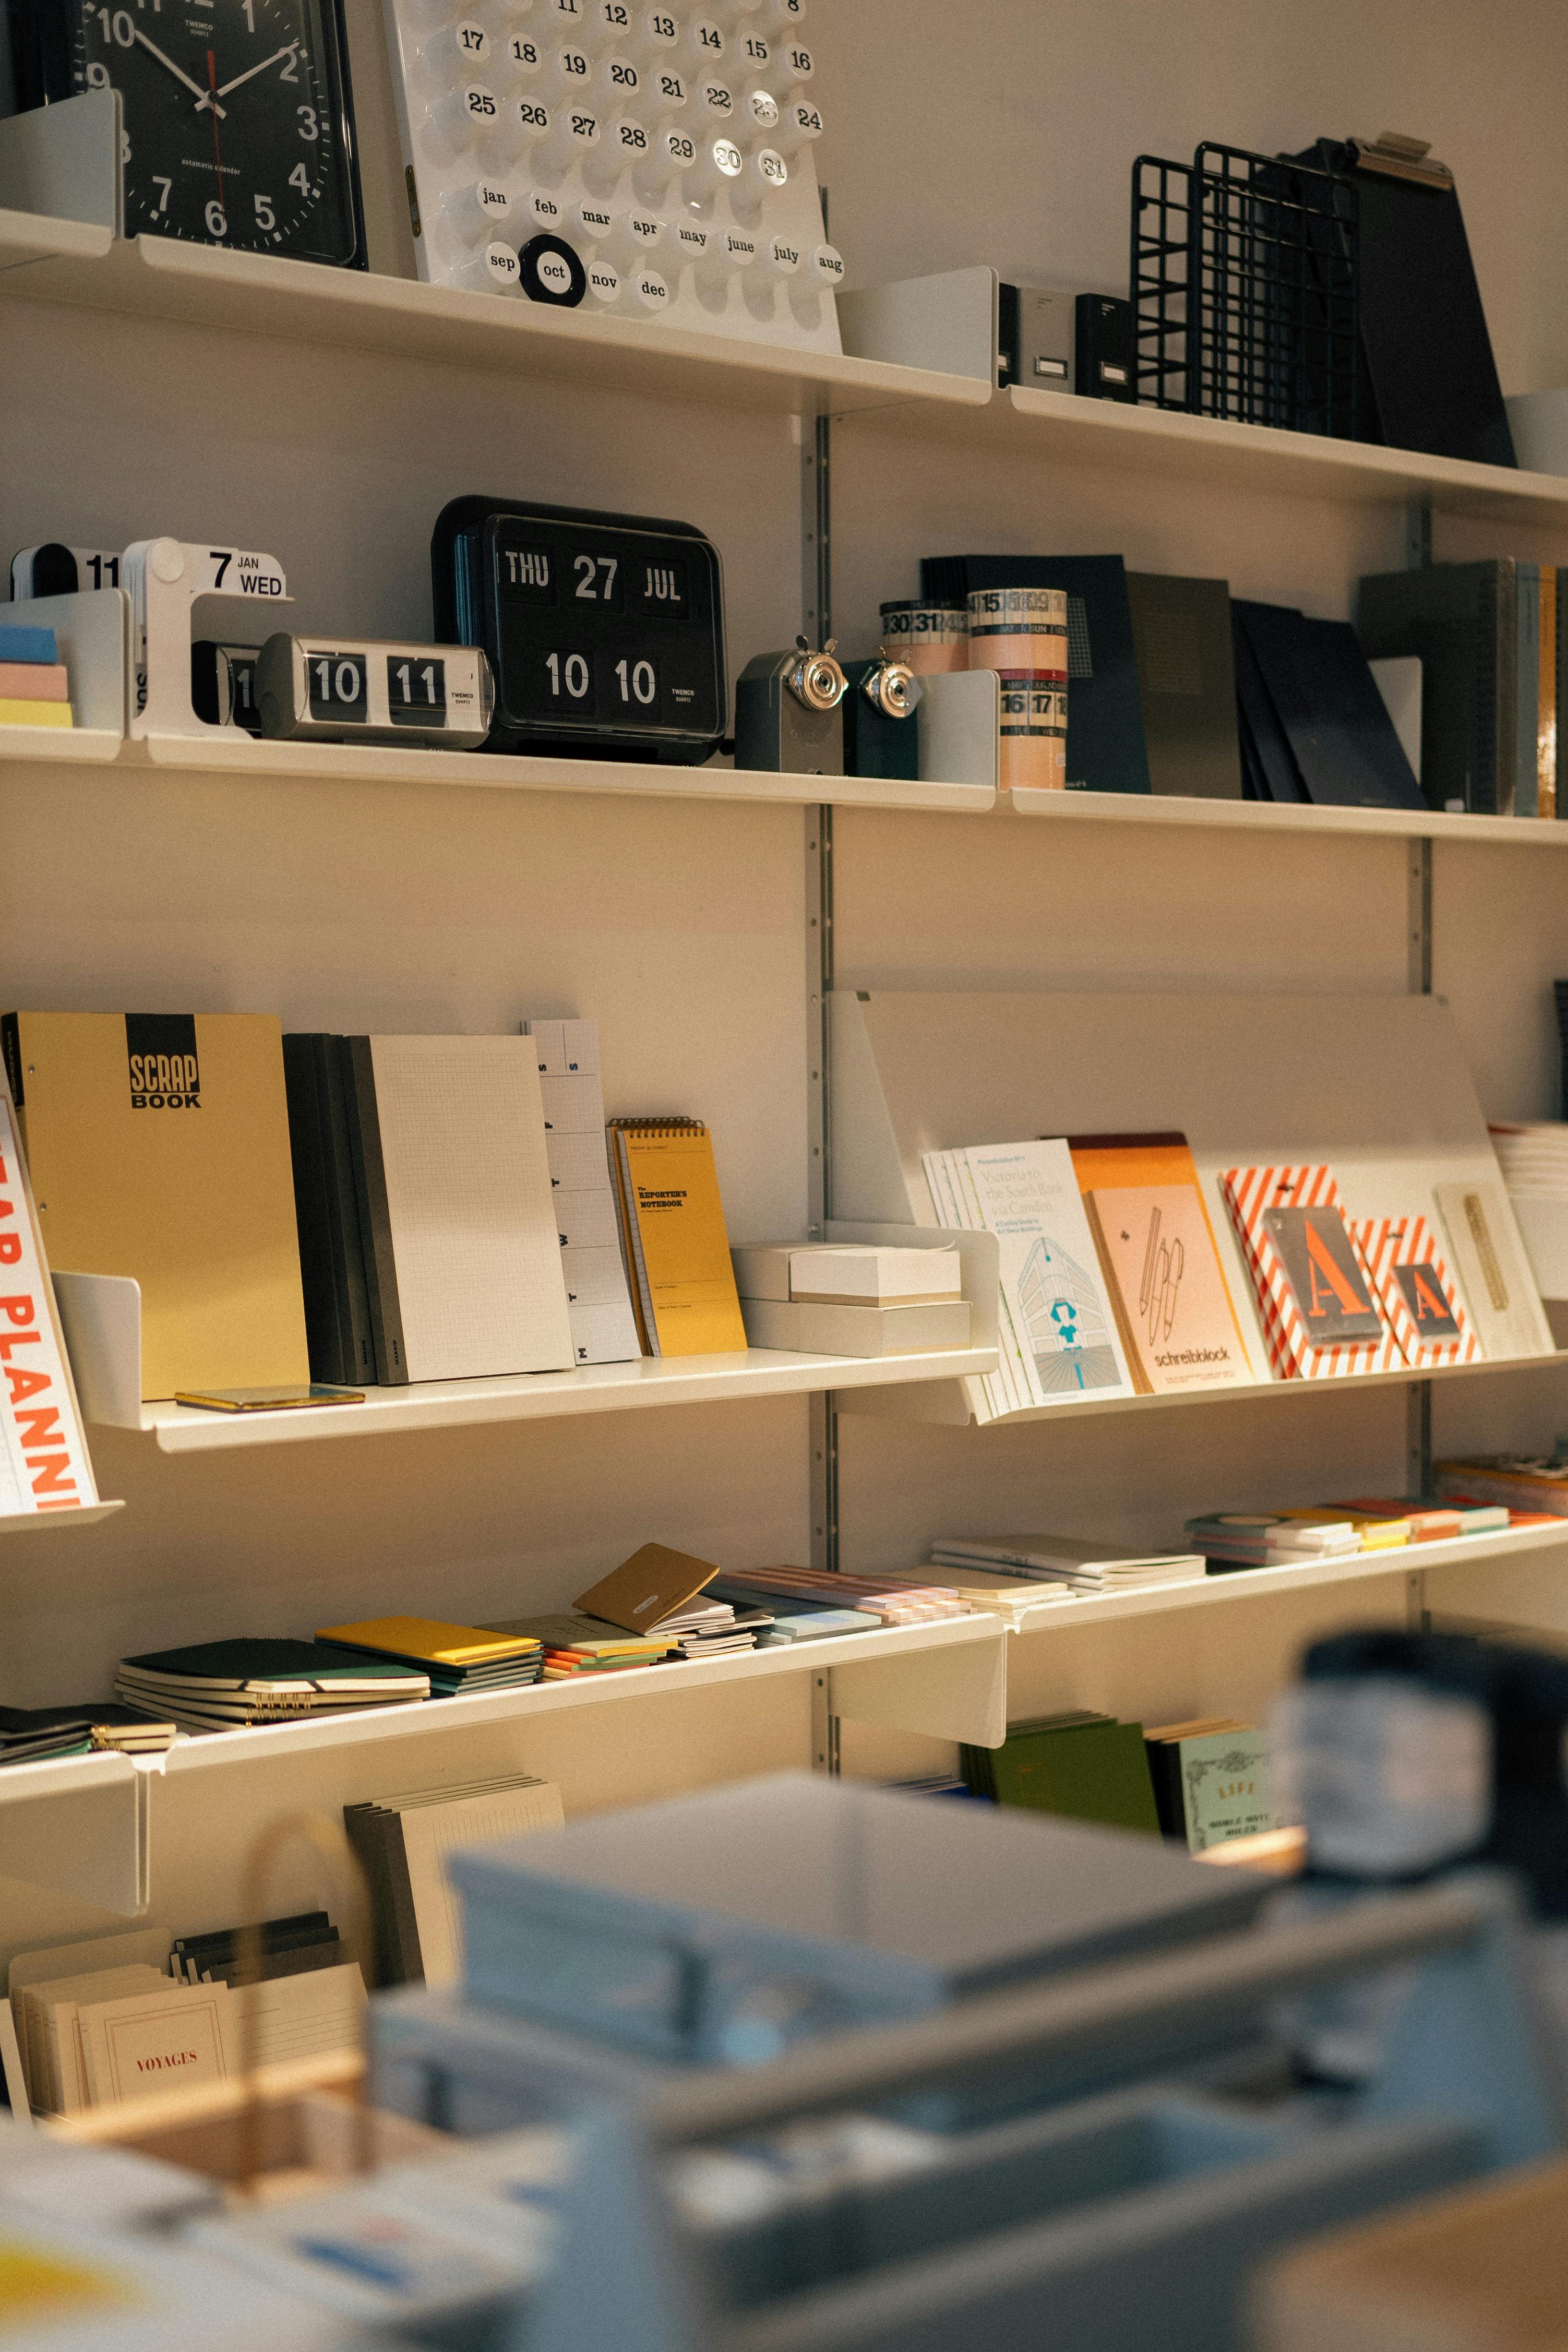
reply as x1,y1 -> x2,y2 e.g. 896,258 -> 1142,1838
123,538 -> 290,739
516,1876 -> 1566,2352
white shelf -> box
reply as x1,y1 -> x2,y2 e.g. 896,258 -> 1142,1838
0,225 -> 991,423
0,1616 -> 1001,1825
1007,788 -> 1568,847
0,724 -> 125,766
111,1345 -> 998,1454
0,722 -> 995,814
134,731 -> 995,812
1005,1521 -> 1568,1636
858,380 -> 1568,527
0,1501 -> 124,1536
0,204 -> 111,272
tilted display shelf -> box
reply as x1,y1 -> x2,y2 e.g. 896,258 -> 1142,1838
0,220 -> 991,422
840,1345 -> 1568,1430
1006,789 -> 1568,846
1002,1519 -> 1568,1637
50,1240 -> 1000,1454
0,1501 -> 124,1537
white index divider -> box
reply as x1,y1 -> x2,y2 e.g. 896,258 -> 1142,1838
0,1755 -> 146,1914
918,670 -> 999,790
5,590 -> 129,737
837,266 -> 997,385
124,538 -> 290,739
52,1273 -> 146,1431
0,91 -> 122,238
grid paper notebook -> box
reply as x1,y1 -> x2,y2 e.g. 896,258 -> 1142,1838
368,1036 -> 572,1382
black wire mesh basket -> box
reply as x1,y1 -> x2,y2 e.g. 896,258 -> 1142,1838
1131,141 -> 1360,439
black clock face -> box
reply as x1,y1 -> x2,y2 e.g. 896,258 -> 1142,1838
66,0 -> 362,263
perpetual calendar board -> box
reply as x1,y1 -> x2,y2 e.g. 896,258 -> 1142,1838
382,0 -> 844,352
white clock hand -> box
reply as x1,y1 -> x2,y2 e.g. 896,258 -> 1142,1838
198,42 -> 298,105
133,26 -> 226,114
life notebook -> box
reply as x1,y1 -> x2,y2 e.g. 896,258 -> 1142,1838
1068,1129 -> 1256,1391
1219,1164 -> 1398,1379
1123,573 -> 1241,799
919,555 -> 1151,795
342,1034 -> 573,1386
607,1119 -> 746,1356
1350,1211 -> 1481,1368
573,1541 -> 721,1634
1144,1723 -> 1275,1853
1231,601 -> 1426,811
0,1068 -> 98,1520
281,1034 -> 377,1389
924,1140 -> 1134,1419
0,1011 -> 308,1401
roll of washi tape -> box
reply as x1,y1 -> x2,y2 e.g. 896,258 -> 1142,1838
998,672 -> 1068,792
966,584 -> 1068,676
879,601 -> 969,675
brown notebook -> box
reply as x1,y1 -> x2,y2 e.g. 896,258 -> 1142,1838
573,1542 -> 721,1633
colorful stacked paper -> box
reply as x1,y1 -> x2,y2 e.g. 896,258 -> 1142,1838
0,622 -> 73,729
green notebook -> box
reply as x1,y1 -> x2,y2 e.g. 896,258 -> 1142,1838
990,1715 -> 1162,1835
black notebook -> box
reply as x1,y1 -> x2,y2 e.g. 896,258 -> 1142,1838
920,554 -> 1152,795
1124,573 -> 1242,799
282,1034 -> 377,1389
1231,612 -> 1308,803
1234,600 -> 1425,810
1292,138 -> 1515,469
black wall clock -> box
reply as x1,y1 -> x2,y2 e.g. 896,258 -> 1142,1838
13,0 -> 366,266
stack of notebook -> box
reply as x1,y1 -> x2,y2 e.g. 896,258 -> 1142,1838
0,1703 -> 179,1766
713,1565 -> 973,1626
1432,1455 -> 1568,1519
1186,1499 -> 1515,1572
1231,598 -> 1426,811
0,1708 -> 98,1768
1144,1720 -> 1275,1854
749,1603 -> 884,1643
641,1599 -> 766,1658
114,1640 -> 430,1735
344,1772 -> 564,1987
0,618 -> 74,730
484,1614 -> 678,1679
171,1909 -> 348,1986
930,1536 -> 1206,1594
6,1922 -> 366,2117
315,1616 -> 543,1697
961,1712 -> 1162,1835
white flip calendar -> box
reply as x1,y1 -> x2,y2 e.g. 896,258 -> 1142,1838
382,0 -> 844,350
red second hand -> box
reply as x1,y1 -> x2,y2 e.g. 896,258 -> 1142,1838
207,50 -> 225,219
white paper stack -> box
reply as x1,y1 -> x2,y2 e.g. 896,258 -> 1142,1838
642,1599 -> 758,1658
929,1535 -> 1207,1593
1491,1121 -> 1568,1303
523,1018 -> 641,1366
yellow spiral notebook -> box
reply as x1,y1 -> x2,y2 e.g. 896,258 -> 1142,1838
608,1119 -> 746,1357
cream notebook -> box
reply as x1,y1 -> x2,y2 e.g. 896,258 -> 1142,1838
350,1036 -> 573,1383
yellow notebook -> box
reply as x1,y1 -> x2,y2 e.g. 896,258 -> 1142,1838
0,700 -> 73,729
608,1119 -> 746,1357
316,1615 -> 540,1665
1,1011 -> 308,1400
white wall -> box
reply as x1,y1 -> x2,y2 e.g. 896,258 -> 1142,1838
1,0 -> 1566,1954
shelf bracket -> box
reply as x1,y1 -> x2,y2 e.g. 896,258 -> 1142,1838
1407,839 -> 1432,995
1406,497 -> 1433,571
0,1760 -> 153,1916
810,1670 -> 842,1776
